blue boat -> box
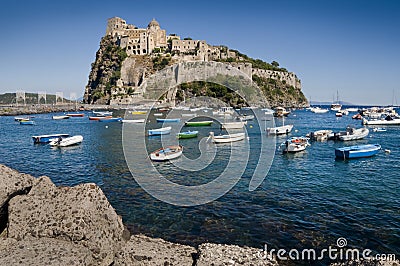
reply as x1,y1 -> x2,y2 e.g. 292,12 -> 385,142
156,118 -> 180,123
148,126 -> 172,136
20,120 -> 34,125
32,134 -> 70,144
98,117 -> 123,122
335,144 -> 381,159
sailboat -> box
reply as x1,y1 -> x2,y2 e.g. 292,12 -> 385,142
330,90 -> 342,111
266,114 -> 293,135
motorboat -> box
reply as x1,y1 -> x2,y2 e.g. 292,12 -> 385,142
362,115 -> 400,125
339,127 -> 369,141
32,134 -> 70,144
221,121 -> 247,129
266,124 -> 293,135
121,119 -> 145,123
66,113 -> 85,117
208,132 -> 245,143
273,107 -> 290,117
148,126 -> 172,136
52,115 -> 70,120
281,136 -> 310,153
98,117 -> 123,122
49,135 -> 83,147
307,130 -> 332,141
150,145 -> 183,161
177,131 -> 198,139
372,128 -> 387,132
310,107 -> 329,114
335,144 -> 381,159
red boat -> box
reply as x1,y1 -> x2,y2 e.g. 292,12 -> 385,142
88,116 -> 112,120
352,113 -> 362,120
66,113 -> 85,117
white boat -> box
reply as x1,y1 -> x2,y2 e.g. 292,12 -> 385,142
93,111 -> 113,116
121,119 -> 145,123
373,127 -> 387,132
307,130 -> 332,141
49,135 -> 83,147
154,113 -> 163,117
221,121 -> 247,129
266,124 -> 294,135
362,116 -> 400,125
212,107 -> 235,116
237,114 -> 255,121
148,126 -> 172,136
15,116 -> 31,121
339,127 -> 369,141
281,137 -> 310,153
208,132 -> 245,143
335,112 -> 343,117
346,108 -> 359,112
150,145 -> 183,161
310,107 -> 329,114
52,115 -> 70,120
331,103 -> 342,111
273,107 -> 290,117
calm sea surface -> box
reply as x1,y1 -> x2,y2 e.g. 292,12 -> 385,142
0,108 -> 399,257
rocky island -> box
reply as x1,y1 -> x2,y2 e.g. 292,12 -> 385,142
84,17 -> 308,108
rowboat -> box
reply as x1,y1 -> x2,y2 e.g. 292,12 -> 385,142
221,121 -> 247,129
20,120 -> 35,125
92,111 -> 113,116
52,115 -> 70,120
281,136 -> 310,153
208,132 -> 245,143
66,113 -> 85,117
32,134 -> 70,144
121,119 -> 145,123
98,117 -> 123,122
150,145 -> 183,161
185,121 -> 213,127
335,144 -> 381,159
177,131 -> 198,139
49,135 -> 83,147
148,126 -> 172,136
130,111 -> 147,115
88,116 -> 112,120
338,127 -> 369,141
266,124 -> 293,135
156,118 -> 181,123
15,117 -> 31,121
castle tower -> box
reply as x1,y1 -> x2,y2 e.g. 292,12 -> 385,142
106,17 -> 128,37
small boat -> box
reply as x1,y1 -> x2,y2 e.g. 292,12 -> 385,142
121,119 -> 145,123
32,134 -> 70,144
185,120 -> 213,127
150,145 -> 183,161
15,117 -> 31,121
273,107 -> 290,117
266,124 -> 294,135
237,114 -> 255,121
66,113 -> 85,117
131,111 -> 147,115
221,121 -> 247,129
98,117 -> 123,122
335,112 -> 343,117
352,113 -> 362,120
154,113 -> 163,117
310,107 -> 329,114
373,127 -> 387,132
88,116 -> 113,121
52,115 -> 70,120
335,144 -> 381,159
362,115 -> 400,125
208,132 -> 245,143
156,118 -> 181,123
332,127 -> 369,141
181,113 -> 197,117
307,130 -> 332,141
346,108 -> 359,112
93,111 -> 113,116
212,107 -> 235,116
281,136 -> 310,153
177,131 -> 198,139
49,135 -> 83,147
20,120 -> 35,125
148,126 -> 172,136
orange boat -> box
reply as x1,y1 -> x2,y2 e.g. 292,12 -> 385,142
88,116 -> 112,120
66,113 -> 85,117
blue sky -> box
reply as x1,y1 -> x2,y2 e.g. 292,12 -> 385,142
0,0 -> 399,105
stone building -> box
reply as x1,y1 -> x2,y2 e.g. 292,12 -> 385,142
106,17 -> 167,55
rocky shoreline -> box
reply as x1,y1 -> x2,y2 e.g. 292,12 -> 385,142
0,165 -> 397,265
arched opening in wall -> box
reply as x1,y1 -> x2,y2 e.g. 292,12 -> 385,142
128,46 -> 131,50
137,50 -> 140,55
133,45 -> 136,49
143,49 -> 147,54
132,51 -> 136,55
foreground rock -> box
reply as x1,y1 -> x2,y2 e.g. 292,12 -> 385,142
197,243 -> 278,266
114,234 -> 196,265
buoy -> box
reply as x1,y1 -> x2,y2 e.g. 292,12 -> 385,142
105,126 -> 108,128
295,129 -> 299,132
250,125 -> 253,128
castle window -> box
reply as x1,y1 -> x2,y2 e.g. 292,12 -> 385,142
143,49 -> 146,54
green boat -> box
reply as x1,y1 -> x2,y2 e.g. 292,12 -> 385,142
185,120 -> 213,127
177,131 -> 198,139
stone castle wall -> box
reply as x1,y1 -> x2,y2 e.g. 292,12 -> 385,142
252,68 -> 301,89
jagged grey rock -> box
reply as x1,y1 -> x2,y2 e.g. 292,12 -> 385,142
7,175 -> 130,265
0,237 -> 95,265
196,243 -> 278,266
113,234 -> 196,265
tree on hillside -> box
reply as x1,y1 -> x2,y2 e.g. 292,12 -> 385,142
271,61 -> 280,67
